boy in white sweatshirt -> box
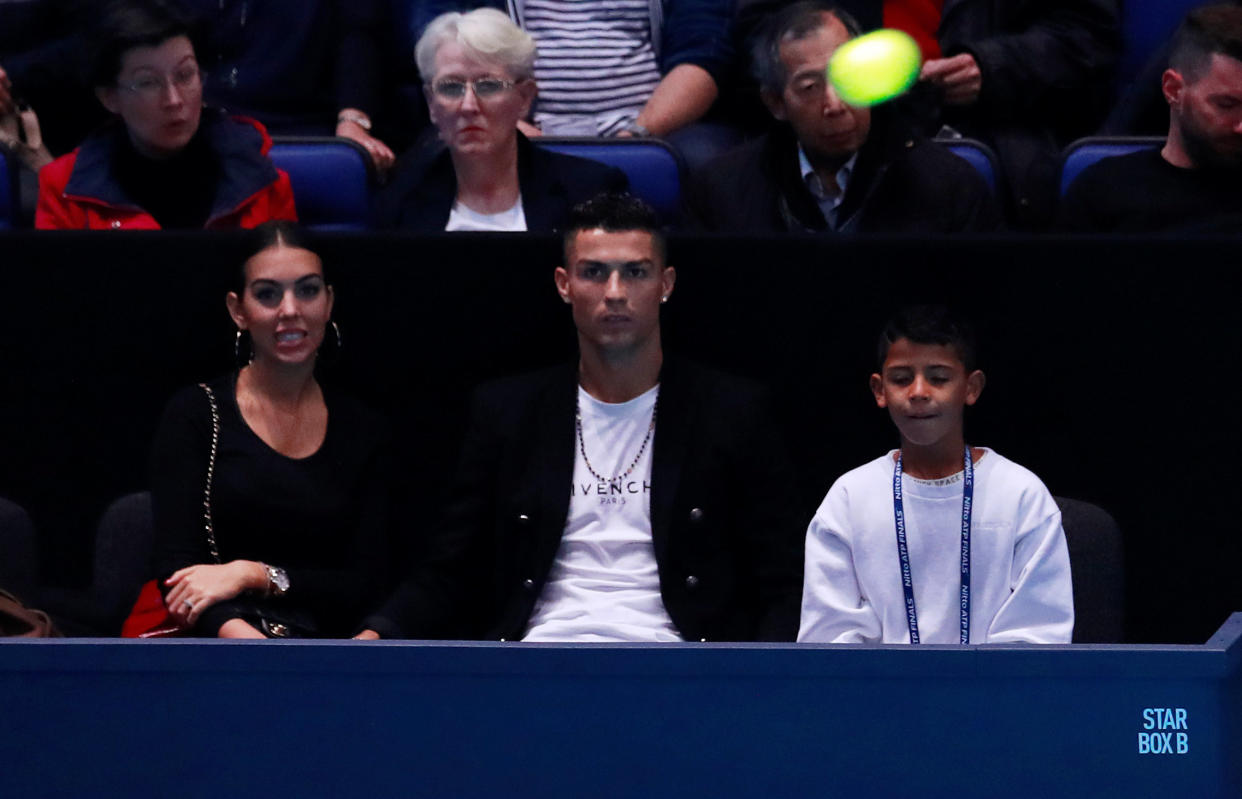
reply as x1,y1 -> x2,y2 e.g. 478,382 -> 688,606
798,306 -> 1074,644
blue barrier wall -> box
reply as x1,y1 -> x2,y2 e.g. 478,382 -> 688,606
1,233 -> 1241,644
3,614 -> 1239,798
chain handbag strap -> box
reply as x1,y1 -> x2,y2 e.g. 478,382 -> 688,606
198,383 -> 222,564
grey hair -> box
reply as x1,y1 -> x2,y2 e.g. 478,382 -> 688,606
415,8 -> 537,81
750,1 -> 863,94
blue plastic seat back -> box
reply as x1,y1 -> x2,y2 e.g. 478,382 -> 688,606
535,137 -> 684,223
1059,136 -> 1163,196
268,137 -> 375,231
0,150 -> 14,231
936,138 -> 1000,194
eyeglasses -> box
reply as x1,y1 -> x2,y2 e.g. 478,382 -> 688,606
428,77 -> 516,101
118,66 -> 203,100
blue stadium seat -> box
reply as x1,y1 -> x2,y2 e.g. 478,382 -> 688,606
936,137 -> 1001,194
1059,136 -> 1163,196
0,150 -> 15,231
268,137 -> 375,231
535,137 -> 684,223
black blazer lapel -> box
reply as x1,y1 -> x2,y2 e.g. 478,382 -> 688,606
649,358 -> 693,567
528,364 -> 578,572
517,138 -> 572,233
382,132 -> 458,232
766,129 -> 830,232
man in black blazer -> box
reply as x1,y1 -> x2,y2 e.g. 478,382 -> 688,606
359,193 -> 804,642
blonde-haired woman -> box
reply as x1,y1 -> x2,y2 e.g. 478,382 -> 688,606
377,8 -> 627,232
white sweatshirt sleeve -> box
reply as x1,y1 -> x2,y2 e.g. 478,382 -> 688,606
798,482 -> 883,643
986,499 -> 1075,644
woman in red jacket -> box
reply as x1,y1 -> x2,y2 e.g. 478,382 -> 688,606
35,0 -> 296,230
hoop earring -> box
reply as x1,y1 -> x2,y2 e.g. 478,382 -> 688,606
234,329 -> 253,366
331,320 -> 343,350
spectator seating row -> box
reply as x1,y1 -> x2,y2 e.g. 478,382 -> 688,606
3,489 -> 1122,641
256,136 -> 1004,232
0,137 -> 1165,231
270,135 -> 691,232
0,137 -> 693,232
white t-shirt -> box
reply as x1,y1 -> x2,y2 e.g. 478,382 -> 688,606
445,196 -> 527,232
798,448 -> 1074,644
524,384 -> 681,642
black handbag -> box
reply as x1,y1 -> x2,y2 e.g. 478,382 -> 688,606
233,599 -> 320,639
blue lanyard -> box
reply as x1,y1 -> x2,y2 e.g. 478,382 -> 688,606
892,445 -> 974,644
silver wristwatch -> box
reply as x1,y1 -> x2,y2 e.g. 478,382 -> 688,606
265,565 -> 290,597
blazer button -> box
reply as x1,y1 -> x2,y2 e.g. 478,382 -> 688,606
685,575 -> 700,590
517,513 -> 531,525
522,578 -> 536,592
699,638 -> 708,643
688,508 -> 704,523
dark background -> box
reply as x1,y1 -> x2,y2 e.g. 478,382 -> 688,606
1,231 -> 1237,644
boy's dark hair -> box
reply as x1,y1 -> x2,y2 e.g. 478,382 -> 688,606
877,305 -> 978,372
89,0 -> 197,88
750,1 -> 863,94
1168,4 -> 1242,82
563,192 -> 666,265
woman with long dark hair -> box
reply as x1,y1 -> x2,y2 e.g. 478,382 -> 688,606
150,222 -> 389,637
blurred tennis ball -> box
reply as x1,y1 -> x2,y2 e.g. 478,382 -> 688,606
828,29 -> 922,107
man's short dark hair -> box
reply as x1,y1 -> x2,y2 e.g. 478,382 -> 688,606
750,1 -> 863,95
877,305 -> 978,372
563,192 -> 666,265
89,0 -> 197,88
1168,4 -> 1242,83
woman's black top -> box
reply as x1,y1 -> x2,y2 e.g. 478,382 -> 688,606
151,373 -> 392,636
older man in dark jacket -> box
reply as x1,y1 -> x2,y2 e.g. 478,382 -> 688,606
737,0 -> 1121,229
687,2 -> 1001,234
